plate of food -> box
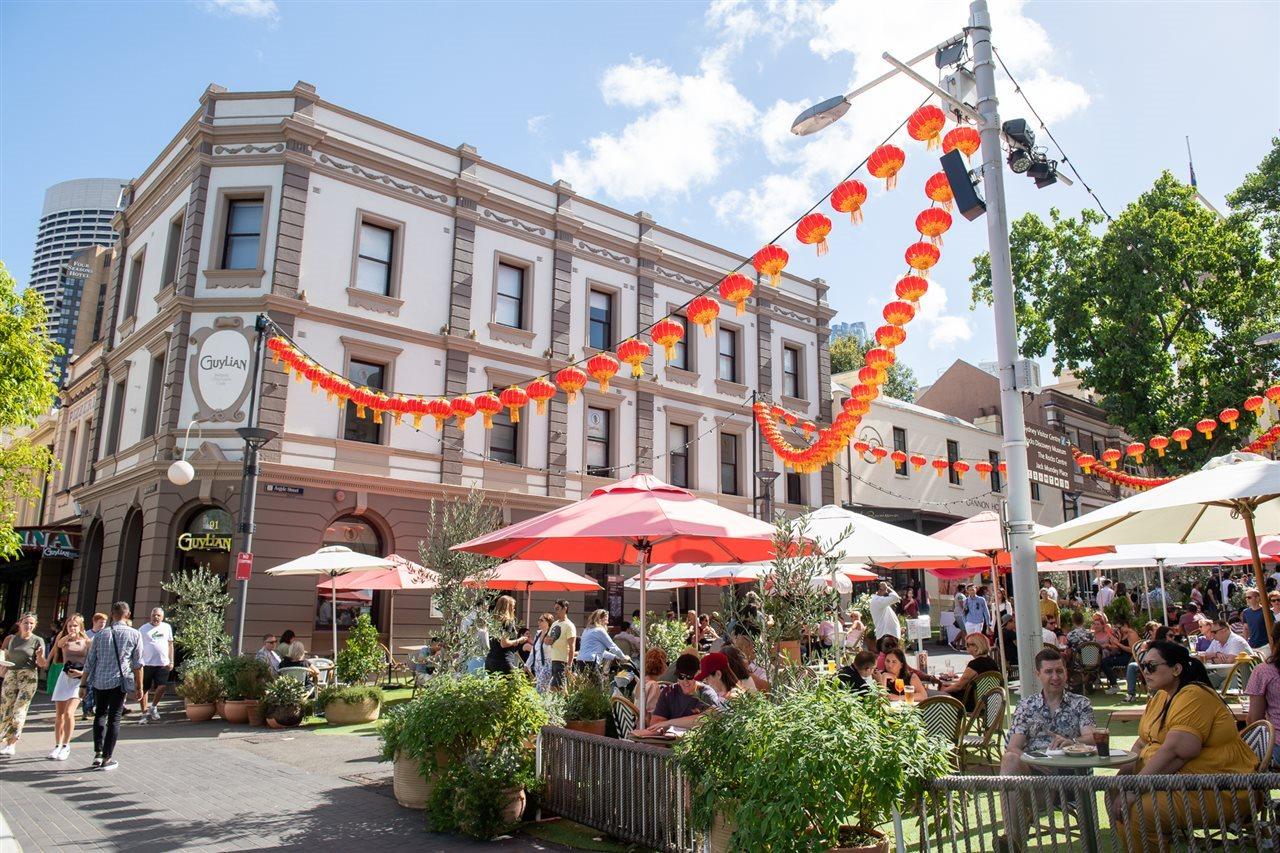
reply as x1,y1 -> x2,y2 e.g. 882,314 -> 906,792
1062,743 -> 1097,757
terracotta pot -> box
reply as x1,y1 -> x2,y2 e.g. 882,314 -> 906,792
222,699 -> 250,725
774,639 -> 803,666
829,826 -> 889,853
565,719 -> 607,736
272,706 -> 304,728
266,717 -> 283,729
498,786 -> 527,826
246,700 -> 267,727
707,814 -> 735,853
184,702 -> 216,722
215,698 -> 226,719
324,697 -> 380,725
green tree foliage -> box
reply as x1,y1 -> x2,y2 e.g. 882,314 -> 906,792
1228,136 -> 1280,259
0,262 -> 62,557
970,172 -> 1279,473
161,566 -> 233,670
829,333 -> 918,400
335,612 -> 384,683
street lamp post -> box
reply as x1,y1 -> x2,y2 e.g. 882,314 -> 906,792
231,314 -> 275,656
756,469 -> 781,523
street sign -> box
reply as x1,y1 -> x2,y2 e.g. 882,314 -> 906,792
1024,424 -> 1074,491
235,551 -> 254,581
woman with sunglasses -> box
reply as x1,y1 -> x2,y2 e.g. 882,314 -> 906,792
1245,622 -> 1280,769
1108,641 -> 1255,850
937,633 -> 999,712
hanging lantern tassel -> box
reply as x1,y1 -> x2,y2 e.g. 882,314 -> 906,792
830,180 -> 868,224
474,392 -> 502,429
451,395 -> 477,429
952,460 -> 969,481
586,353 -> 620,392
975,460 -> 993,480
1125,441 -> 1146,466
1101,448 -> 1122,469
868,144 -> 906,191
1219,408 -> 1240,431
687,295 -> 721,338
616,340 -> 650,378
925,172 -> 954,212
796,213 -> 833,256
1076,454 -> 1096,475
909,454 -> 927,472
931,458 -> 949,478
1196,418 -> 1217,442
718,273 -> 755,317
1148,435 -> 1169,458
427,397 -> 452,430
752,244 -> 789,287
499,386 -> 528,423
526,377 -> 557,415
915,207 -> 953,247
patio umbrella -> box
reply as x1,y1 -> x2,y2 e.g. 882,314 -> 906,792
468,560 -> 601,627
317,554 -> 439,654
454,473 -> 783,730
644,563 -> 764,616
1037,452 -> 1280,638
796,505 -> 986,568
266,545 -> 395,660
1222,534 -> 1280,564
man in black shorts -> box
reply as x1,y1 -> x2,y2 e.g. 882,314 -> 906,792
137,607 -> 174,723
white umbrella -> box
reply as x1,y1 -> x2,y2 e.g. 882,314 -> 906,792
1037,453 -> 1280,636
798,505 -> 985,567
266,545 -> 395,662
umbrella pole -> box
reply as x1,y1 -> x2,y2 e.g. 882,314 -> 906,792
1157,559 -> 1169,627
1142,567 -> 1152,623
1242,504 -> 1275,639
637,543 -> 650,732
525,582 -> 532,631
990,555 -> 1007,685
332,574 -> 340,678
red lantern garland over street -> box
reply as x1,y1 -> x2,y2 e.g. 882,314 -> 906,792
753,244 -> 789,287
975,460 -> 993,480
831,180 -> 868,224
687,295 -> 721,337
475,392 -> 502,429
895,275 -> 929,303
1125,441 -> 1146,465
909,454 -> 927,472
907,105 -> 947,149
526,377 -> 557,415
1149,435 -> 1169,458
796,212 -> 833,255
952,460 -> 969,481
587,353 -> 620,392
942,126 -> 981,158
616,339 -> 650,378
555,366 -> 587,404
427,397 -> 452,430
1172,427 -> 1193,450
1196,418 -> 1217,442
925,172 -> 954,211
931,458 -> 950,478
904,242 -> 941,275
718,273 -> 755,316
499,386 -> 528,423
876,324 -> 907,348
868,144 -> 906,190
650,319 -> 684,362
1220,407 -> 1240,431
450,395 -> 477,428
915,207 -> 953,246
1101,448 -> 1122,469
883,300 -> 916,327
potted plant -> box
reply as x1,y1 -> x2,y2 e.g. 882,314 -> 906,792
431,742 -> 538,839
316,684 -> 384,725
236,665 -> 271,726
335,613 -> 385,684
215,655 -> 273,725
757,517 -> 842,674
177,665 -> 222,722
674,680 -> 951,853
262,676 -> 312,728
562,670 -> 610,736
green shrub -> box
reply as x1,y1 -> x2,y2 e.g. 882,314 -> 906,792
378,673 -> 545,763
316,684 -> 383,712
428,742 -> 538,839
645,617 -> 688,664
213,655 -> 273,701
161,567 -> 233,671
262,676 -> 312,716
176,665 -> 223,704
335,613 -> 384,684
562,670 -> 610,722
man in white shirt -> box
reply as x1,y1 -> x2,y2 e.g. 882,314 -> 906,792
1095,579 -> 1115,609
255,634 -> 281,674
1040,578 -> 1058,602
869,582 -> 901,641
137,608 -> 174,723
1201,619 -> 1252,663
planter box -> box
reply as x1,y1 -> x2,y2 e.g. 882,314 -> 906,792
325,697 -> 380,725
565,719 -> 607,736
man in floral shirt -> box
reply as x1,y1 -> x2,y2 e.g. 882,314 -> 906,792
1000,647 -> 1097,773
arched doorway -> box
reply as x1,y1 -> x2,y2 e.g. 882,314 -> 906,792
78,521 -> 104,615
315,515 -> 384,632
114,509 -> 144,608
173,507 -> 233,586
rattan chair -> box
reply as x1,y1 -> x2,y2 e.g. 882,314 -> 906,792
1075,641 -> 1103,694
918,695 -> 966,767
959,684 -> 1006,772
1220,660 -> 1255,701
610,695 -> 638,740
1241,719 -> 1275,771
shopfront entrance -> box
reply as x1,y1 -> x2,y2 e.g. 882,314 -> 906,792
174,507 -> 234,585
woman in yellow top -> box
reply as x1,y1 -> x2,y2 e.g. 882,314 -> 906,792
1107,640 -> 1257,850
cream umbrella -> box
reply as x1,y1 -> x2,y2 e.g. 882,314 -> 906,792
266,545 -> 395,662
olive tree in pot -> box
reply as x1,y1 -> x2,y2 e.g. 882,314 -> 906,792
757,516 -> 842,680
214,655 -> 273,725
262,676 -> 312,728
674,680 -> 952,853
562,670 -> 611,736
335,613 -> 384,685
316,684 -> 384,725
176,665 -> 222,722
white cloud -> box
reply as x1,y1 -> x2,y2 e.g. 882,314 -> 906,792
914,278 -> 974,348
526,115 -> 549,135
552,54 -> 758,201
198,0 -> 280,24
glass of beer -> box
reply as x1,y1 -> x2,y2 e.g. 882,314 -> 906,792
1092,727 -> 1111,757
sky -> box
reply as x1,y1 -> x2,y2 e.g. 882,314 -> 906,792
2,0 -> 1277,386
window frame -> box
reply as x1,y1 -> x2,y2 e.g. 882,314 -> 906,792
488,408 -> 521,466
716,322 -> 741,385
491,254 -> 534,332
946,439 -> 961,486
210,187 -> 272,274
348,209 -> 405,299
584,404 -> 615,478
587,287 -> 615,352
343,358 -> 389,446
785,471 -> 804,506
61,427 -> 78,491
338,337 -> 401,448
104,378 -> 127,457
140,352 -> 166,439
668,420 -> 693,489
781,342 -> 804,401
160,213 -> 184,288
892,427 -> 908,477
122,248 -> 145,321
718,430 -> 743,496
989,450 -> 1003,492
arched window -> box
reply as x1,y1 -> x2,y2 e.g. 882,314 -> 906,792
114,509 -> 144,608
173,506 -> 233,586
315,516 -> 383,630
78,521 -> 104,615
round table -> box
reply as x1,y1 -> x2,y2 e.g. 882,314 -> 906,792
1021,749 -> 1137,853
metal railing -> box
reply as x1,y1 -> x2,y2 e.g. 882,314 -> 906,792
537,727 -> 1280,853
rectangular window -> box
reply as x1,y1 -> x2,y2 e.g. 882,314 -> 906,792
62,428 -> 77,491
495,263 -> 525,328
343,360 -> 385,444
893,427 -> 908,476
105,379 -> 126,455
717,326 -> 739,383
489,409 -> 519,465
161,215 -> 183,287
222,198 -> 263,270
989,450 -> 1003,492
588,290 -> 613,351
947,440 -> 961,485
1030,480 -> 1042,501
668,423 -> 690,488
586,407 -> 611,476
140,353 -> 165,439
354,222 -> 394,295
123,253 -> 144,319
78,422 -> 92,484
669,314 -> 689,370
786,471 -> 803,505
782,345 -> 801,399
719,432 -> 740,495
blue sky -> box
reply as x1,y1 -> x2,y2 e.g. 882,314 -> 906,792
2,0 -> 1277,385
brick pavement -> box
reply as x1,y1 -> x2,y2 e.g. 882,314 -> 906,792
0,696 -> 563,852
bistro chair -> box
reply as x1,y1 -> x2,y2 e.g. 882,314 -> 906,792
1241,719 -> 1275,771
1074,641 -> 1103,694
609,695 -> 638,740
917,695 -> 966,766
959,684 -> 1006,772
1220,660 -> 1256,702
967,671 -> 1005,713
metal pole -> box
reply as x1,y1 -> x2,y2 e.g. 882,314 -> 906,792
636,541 -> 650,732
1157,559 -> 1169,627
969,0 -> 1041,696
231,313 -> 269,656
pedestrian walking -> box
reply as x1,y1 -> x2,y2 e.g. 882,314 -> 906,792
82,612 -> 108,718
869,581 -> 901,641
0,613 -> 49,756
49,614 -> 90,761
964,585 -> 991,637
83,602 -> 143,771
137,607 -> 174,723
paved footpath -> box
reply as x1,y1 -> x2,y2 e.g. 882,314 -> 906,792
0,696 -> 564,852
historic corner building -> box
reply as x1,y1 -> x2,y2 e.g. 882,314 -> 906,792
47,81 -> 835,652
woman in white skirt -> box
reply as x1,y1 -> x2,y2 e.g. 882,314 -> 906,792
50,614 -> 89,761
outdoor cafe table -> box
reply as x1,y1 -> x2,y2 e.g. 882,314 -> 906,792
1021,749 -> 1137,853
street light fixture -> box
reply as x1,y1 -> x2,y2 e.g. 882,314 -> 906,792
791,95 -> 851,137
755,469 -> 781,522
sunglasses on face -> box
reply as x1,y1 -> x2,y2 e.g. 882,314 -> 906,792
676,674 -> 694,682
1139,661 -> 1168,674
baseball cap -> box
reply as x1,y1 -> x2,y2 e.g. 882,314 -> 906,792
696,652 -> 730,681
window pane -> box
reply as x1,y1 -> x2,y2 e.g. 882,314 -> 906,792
490,411 -> 518,464
718,328 -> 737,382
786,472 -> 802,505
359,223 -> 393,262
344,360 -> 385,444
947,440 -> 960,485
670,316 -> 688,370
497,263 -> 524,298
355,256 -> 390,294
224,235 -> 260,270
227,201 -> 263,235
495,293 -> 521,328
586,407 -> 610,475
783,346 -> 799,398
669,424 -> 689,488
589,290 -> 612,350
893,427 -> 908,476
720,433 -> 738,495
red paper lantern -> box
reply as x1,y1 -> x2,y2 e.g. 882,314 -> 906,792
753,244 -> 789,287
475,392 -> 503,429
650,318 -> 685,361
851,383 -> 877,403
952,460 -> 970,481
1219,407 -> 1240,431
1149,435 -> 1169,458
907,105 -> 947,149
499,386 -> 528,423
796,212 -> 833,255
1101,448 -> 1122,469
718,273 -> 754,316
875,324 -> 907,348
1196,418 -> 1217,441
894,275 -> 929,303
890,450 -> 908,468
587,353 -> 620,392
883,300 -> 916,327
931,458 -> 950,478
871,446 -> 889,463
942,126 -> 981,158
925,172 -> 954,211
616,339 -> 651,378
687,295 -> 720,338
975,460 -> 994,479
782,410 -> 798,427
843,397 -> 870,417
858,366 -> 886,387
830,180 -> 868,224
1244,395 -> 1266,416
526,377 -> 557,415
802,421 -> 817,436
1075,454 -> 1096,475
915,207 -> 953,246
909,454 -> 927,472
997,462 -> 1007,475
1125,441 -> 1146,465
867,144 -> 906,190
1171,427 -> 1193,450
904,242 -> 941,275
426,397 -> 452,430
555,366 -> 588,404
1267,384 -> 1280,404
771,404 -> 786,421
865,347 -> 895,371
450,395 -> 477,428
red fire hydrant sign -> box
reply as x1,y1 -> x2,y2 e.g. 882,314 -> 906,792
235,551 -> 254,581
